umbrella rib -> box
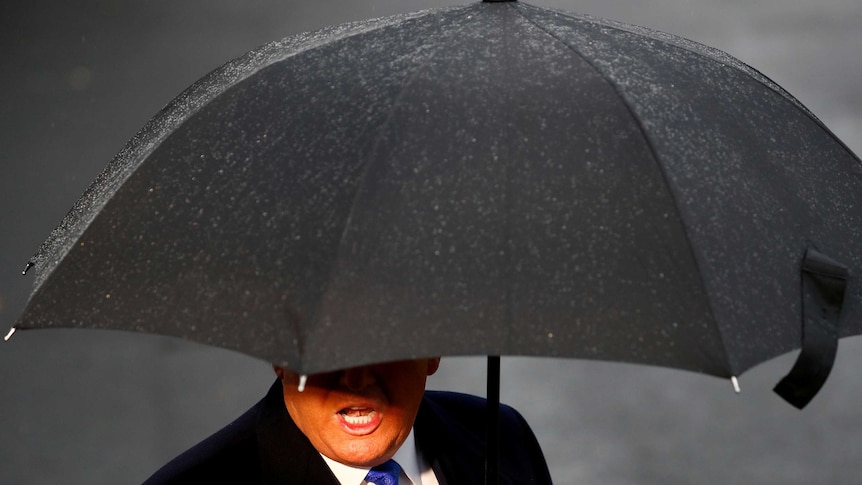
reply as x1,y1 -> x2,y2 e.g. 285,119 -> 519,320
330,5 -> 481,250
314,6 -> 485,352
500,3 -> 518,355
23,5 -> 477,302
512,4 -> 735,375
521,4 -> 862,168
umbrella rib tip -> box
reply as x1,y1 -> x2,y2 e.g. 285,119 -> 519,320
731,376 -> 741,394
297,374 -> 308,392
3,327 -> 15,342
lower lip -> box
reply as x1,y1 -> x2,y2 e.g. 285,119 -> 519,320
337,411 -> 382,435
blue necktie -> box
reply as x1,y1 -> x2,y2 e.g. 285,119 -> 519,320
364,460 -> 400,485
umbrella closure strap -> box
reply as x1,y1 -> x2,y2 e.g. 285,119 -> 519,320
773,248 -> 849,409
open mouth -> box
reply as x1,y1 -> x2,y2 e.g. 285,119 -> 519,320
339,407 -> 377,425
337,406 -> 381,434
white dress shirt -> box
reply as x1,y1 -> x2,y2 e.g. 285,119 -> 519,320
320,428 -> 440,485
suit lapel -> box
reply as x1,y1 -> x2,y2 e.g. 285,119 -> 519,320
414,394 -> 487,485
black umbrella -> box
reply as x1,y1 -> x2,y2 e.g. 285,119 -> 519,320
7,1 -> 861,476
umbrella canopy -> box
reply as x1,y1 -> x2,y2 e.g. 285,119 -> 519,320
11,1 -> 861,404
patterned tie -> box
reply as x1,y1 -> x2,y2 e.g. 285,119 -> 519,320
364,459 -> 401,485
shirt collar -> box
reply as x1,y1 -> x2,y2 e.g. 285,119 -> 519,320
392,428 -> 422,485
320,428 -> 424,485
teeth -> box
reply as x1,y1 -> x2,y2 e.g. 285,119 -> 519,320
340,408 -> 376,426
343,413 -> 373,425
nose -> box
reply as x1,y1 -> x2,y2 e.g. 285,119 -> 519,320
339,365 -> 376,391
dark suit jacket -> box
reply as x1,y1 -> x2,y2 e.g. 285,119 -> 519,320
143,381 -> 551,484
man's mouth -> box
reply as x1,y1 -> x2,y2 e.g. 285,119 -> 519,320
337,407 -> 381,433
339,407 -> 376,424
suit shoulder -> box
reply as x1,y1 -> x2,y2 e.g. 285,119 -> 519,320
418,391 -> 553,484
142,400 -> 262,484
422,390 -> 528,428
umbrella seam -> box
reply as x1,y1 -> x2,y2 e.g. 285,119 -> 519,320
328,4 -> 483,256
520,3 -> 862,168
307,5 -> 486,371
23,4 -> 478,307
501,2 -> 518,355
17,5 -> 479,357
513,3 -> 736,375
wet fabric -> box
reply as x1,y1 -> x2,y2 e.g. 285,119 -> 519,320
13,2 -> 861,397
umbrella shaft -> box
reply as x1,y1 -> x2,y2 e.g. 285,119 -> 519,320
486,355 -> 500,485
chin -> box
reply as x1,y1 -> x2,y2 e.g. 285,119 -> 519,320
334,439 -> 397,467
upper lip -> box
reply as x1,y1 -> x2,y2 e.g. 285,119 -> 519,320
340,406 -> 374,414
337,400 -> 381,413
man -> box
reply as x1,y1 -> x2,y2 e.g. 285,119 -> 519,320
143,358 -> 552,484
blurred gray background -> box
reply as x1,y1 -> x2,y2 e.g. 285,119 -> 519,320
1,1 -> 860,483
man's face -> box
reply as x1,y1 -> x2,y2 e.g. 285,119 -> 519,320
274,358 -> 440,467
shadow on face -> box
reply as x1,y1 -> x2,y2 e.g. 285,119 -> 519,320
273,358 -> 440,466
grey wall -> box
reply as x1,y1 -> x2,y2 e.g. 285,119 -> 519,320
1,1 -> 860,483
